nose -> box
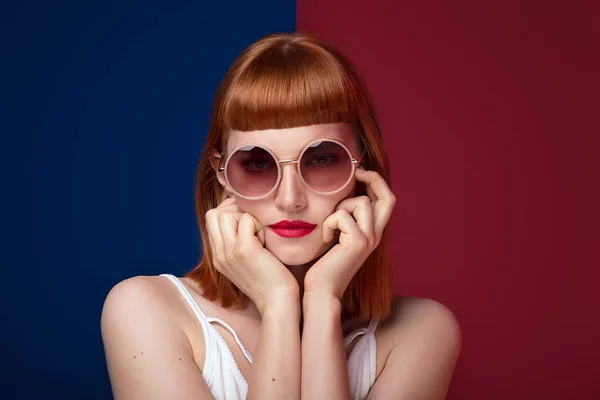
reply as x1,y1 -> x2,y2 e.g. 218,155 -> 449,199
273,163 -> 308,213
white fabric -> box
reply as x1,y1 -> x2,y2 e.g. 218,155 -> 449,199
161,274 -> 379,400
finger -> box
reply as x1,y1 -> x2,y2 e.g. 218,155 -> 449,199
354,168 -> 394,202
217,197 -> 237,209
335,196 -> 374,243
238,213 -> 266,248
218,202 -> 239,213
365,183 -> 377,205
206,210 -> 225,266
354,169 -> 396,234
219,212 -> 240,254
322,209 -> 363,244
206,231 -> 221,270
356,168 -> 378,204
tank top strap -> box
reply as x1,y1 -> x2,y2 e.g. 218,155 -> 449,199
161,274 -> 212,323
160,274 -> 211,324
343,330 -> 364,348
367,318 -> 380,332
160,274 -> 252,364
206,317 -> 253,364
343,317 -> 378,349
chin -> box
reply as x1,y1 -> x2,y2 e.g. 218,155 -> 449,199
267,246 -> 317,266
265,238 -> 331,267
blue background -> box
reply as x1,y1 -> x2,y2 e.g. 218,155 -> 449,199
1,1 -> 295,398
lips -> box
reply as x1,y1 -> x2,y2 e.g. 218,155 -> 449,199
268,220 -> 317,238
269,220 -> 316,229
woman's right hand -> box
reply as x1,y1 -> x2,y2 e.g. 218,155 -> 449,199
205,197 -> 299,315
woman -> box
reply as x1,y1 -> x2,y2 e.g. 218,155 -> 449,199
101,32 -> 462,400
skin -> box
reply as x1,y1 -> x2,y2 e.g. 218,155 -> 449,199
101,123 -> 462,400
212,123 -> 362,305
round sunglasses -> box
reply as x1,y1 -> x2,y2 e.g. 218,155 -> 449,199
216,138 -> 365,200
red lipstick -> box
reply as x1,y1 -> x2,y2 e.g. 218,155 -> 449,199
268,220 -> 317,238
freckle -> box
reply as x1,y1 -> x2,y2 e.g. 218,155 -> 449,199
141,352 -> 144,355
179,357 -> 182,361
133,356 -> 136,359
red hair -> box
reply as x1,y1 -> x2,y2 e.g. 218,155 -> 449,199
186,32 -> 393,320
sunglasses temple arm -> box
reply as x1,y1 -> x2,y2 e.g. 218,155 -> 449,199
354,149 -> 367,166
211,153 -> 226,172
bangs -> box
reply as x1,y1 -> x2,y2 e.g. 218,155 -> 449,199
222,41 -> 358,132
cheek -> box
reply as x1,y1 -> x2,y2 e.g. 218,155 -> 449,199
233,197 -> 261,217
333,180 -> 359,208
233,197 -> 273,230
312,189 -> 356,225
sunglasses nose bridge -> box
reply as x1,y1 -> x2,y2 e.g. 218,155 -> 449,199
277,159 -> 302,181
271,158 -> 308,210
278,158 -> 299,165
277,158 -> 302,183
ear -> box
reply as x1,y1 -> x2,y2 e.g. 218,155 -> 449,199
210,150 -> 233,198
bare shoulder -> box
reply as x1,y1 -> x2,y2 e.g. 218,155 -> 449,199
389,295 -> 461,333
103,275 -> 172,308
101,275 -> 187,336
368,295 -> 462,399
101,276 -> 213,399
385,294 -> 462,355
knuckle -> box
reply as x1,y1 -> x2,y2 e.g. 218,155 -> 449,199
366,232 -> 376,248
205,208 -> 216,221
358,195 -> 370,204
215,253 -> 227,266
355,235 -> 369,251
238,213 -> 254,234
235,242 -> 251,258
240,212 -> 252,225
211,256 -> 223,271
337,209 -> 350,217
334,201 -> 346,212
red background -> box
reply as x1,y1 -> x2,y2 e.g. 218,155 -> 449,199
298,1 -> 600,398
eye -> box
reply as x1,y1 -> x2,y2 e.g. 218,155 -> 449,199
305,153 -> 340,167
242,158 -> 274,172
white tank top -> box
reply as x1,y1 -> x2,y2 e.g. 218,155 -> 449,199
161,274 -> 379,400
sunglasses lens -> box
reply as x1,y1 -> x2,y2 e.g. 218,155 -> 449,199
300,140 -> 353,193
226,145 -> 278,197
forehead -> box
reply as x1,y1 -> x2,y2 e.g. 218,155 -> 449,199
226,123 -> 356,157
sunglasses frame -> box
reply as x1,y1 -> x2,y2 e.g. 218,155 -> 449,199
216,138 -> 365,200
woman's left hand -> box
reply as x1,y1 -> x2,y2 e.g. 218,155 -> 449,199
304,167 -> 396,300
